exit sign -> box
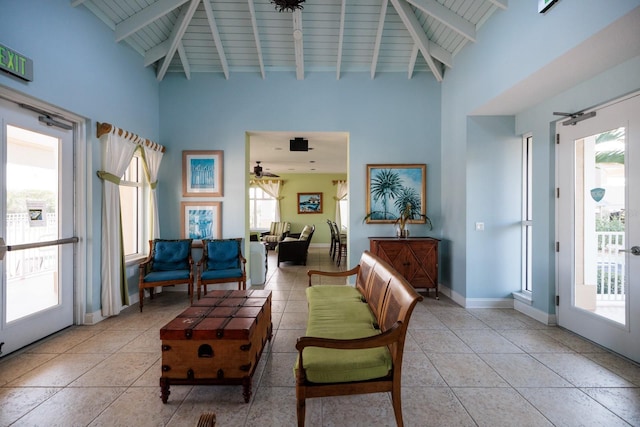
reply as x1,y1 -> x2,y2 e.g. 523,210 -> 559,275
0,43 -> 33,81
539,0 -> 559,13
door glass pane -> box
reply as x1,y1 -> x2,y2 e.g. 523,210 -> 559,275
573,127 -> 626,325
5,125 -> 60,322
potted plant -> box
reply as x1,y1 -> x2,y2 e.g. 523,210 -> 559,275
394,202 -> 432,237
364,201 -> 432,238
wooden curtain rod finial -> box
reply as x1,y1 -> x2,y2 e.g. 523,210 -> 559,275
96,122 -> 113,138
96,121 -> 166,152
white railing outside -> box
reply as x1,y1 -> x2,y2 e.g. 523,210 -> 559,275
597,231 -> 626,301
5,213 -> 58,279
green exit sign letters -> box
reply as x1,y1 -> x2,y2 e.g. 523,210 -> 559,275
0,43 -> 33,82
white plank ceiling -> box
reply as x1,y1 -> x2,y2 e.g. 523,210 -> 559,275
71,0 -> 507,174
71,0 -> 507,82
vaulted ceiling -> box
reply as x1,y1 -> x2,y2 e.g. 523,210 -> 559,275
72,0 -> 507,82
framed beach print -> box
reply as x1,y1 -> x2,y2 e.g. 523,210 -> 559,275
365,164 -> 427,224
297,192 -> 323,214
181,201 -> 222,243
182,150 -> 223,197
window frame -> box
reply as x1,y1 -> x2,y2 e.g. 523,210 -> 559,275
120,153 -> 147,262
522,134 -> 533,294
249,186 -> 277,230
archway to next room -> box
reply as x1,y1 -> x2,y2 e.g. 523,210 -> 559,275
245,131 -> 349,281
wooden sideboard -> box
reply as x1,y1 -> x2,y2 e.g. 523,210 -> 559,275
369,237 -> 439,299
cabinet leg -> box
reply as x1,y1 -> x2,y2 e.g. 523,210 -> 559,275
160,378 -> 170,403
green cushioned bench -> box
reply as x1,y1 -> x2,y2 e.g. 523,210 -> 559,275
294,251 -> 423,427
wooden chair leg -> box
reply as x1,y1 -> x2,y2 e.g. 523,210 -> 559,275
296,394 -> 306,427
391,381 -> 404,427
139,288 -> 144,312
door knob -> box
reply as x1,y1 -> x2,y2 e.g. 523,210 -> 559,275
619,246 -> 640,256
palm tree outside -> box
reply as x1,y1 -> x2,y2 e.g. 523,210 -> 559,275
369,169 -> 403,220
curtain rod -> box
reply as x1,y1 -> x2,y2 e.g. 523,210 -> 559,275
97,122 -> 165,153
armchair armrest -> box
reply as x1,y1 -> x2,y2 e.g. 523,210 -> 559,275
296,321 -> 403,352
138,253 -> 154,276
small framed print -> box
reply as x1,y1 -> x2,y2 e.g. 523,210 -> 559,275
297,192 -> 323,214
182,150 -> 223,197
181,201 -> 222,243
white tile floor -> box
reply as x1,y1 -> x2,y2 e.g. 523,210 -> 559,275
1,248 -> 640,426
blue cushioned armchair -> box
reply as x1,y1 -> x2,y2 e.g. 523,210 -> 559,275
196,238 -> 247,298
138,239 -> 194,312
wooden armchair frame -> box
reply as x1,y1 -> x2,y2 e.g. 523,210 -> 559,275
196,238 -> 247,297
296,253 -> 422,426
138,239 -> 194,312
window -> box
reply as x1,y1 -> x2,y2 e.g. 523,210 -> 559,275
522,135 -> 533,292
250,186 -> 276,229
120,154 -> 145,258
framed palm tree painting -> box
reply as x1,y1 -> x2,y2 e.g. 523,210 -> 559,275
365,164 -> 427,224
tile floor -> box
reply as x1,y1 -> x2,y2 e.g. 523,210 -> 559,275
1,248 -> 640,426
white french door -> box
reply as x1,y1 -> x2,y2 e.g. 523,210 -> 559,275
556,93 -> 640,363
0,96 -> 75,357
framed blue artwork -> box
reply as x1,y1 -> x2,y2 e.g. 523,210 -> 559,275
181,201 -> 222,243
297,192 -> 323,214
182,150 -> 223,197
365,164 -> 427,224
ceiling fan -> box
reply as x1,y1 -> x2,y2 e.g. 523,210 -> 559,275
251,161 -> 279,178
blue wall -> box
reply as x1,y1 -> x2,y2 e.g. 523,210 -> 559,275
441,0 -> 639,313
466,116 -> 521,299
2,0 -> 160,314
2,1 -> 639,320
158,72 -> 442,266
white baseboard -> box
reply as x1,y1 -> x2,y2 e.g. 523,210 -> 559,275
84,310 -> 106,325
514,300 -> 557,325
438,286 -> 514,308
464,298 -> 514,308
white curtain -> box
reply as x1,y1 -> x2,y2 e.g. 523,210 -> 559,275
98,126 -> 164,317
142,143 -> 164,240
335,180 -> 348,230
253,179 -> 284,221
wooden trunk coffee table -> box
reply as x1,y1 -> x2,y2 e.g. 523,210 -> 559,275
159,289 -> 272,403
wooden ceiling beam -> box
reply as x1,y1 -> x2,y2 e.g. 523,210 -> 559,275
390,0 -> 442,81
408,44 -> 419,79
202,0 -> 229,80
293,9 -> 304,80
115,0 -> 190,42
336,0 -> 346,80
177,41 -> 191,80
248,0 -> 266,79
144,40 -> 170,67
371,0 -> 388,79
487,0 -> 508,10
406,0 -> 476,42
156,0 -> 200,81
